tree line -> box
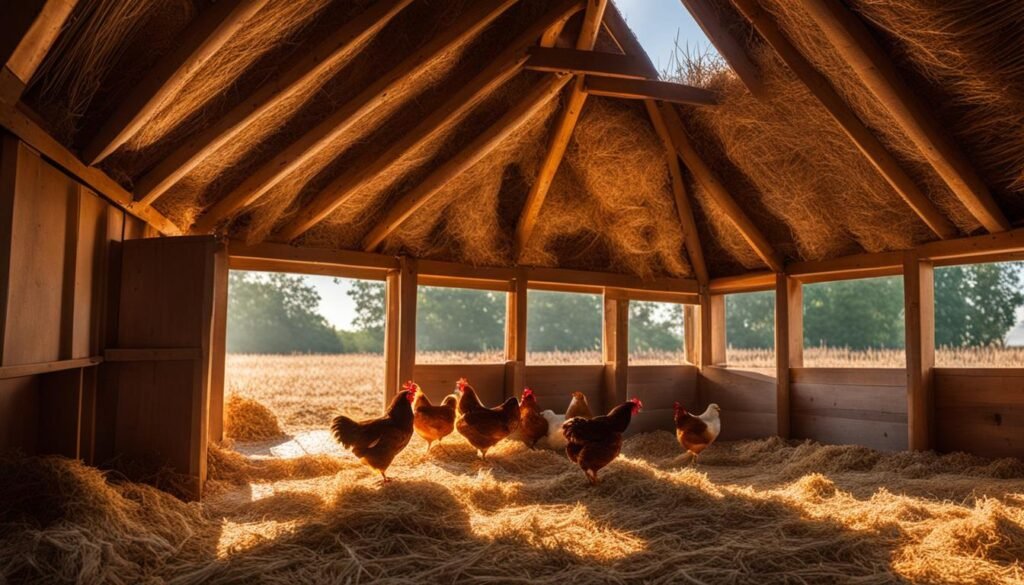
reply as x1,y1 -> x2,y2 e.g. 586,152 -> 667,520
227,263 -> 1023,354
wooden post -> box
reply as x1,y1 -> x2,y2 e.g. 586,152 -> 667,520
700,293 -> 726,366
383,270 -> 400,410
774,274 -> 802,438
504,269 -> 527,399
602,292 -> 628,412
396,257 -> 418,396
683,304 -> 699,365
207,245 -> 229,443
903,251 -> 935,451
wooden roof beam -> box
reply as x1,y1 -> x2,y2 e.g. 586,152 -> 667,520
658,101 -> 783,272
513,0 -> 608,260
802,0 -> 1009,234
645,101 -> 708,284
193,0 -> 518,224
1,0 -> 77,106
83,0 -> 269,165
679,0 -> 767,99
133,0 -> 414,206
269,0 -> 584,241
730,0 -> 958,241
584,76 -> 718,106
525,46 -> 649,79
363,74 -> 572,251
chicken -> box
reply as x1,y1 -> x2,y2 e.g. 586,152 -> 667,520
410,381 -> 457,452
562,398 -> 643,485
330,389 -> 415,482
674,402 -> 721,464
539,392 -> 591,450
454,378 -> 520,459
509,388 -> 548,448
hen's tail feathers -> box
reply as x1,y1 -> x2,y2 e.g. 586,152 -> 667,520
562,417 -> 587,443
331,415 -> 357,447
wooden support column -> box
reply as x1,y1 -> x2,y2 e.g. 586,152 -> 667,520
1,0 -> 78,106
683,304 -> 699,365
383,269 -> 400,409
700,293 -> 726,367
504,269 -> 527,399
397,258 -> 418,397
602,292 -> 628,412
774,274 -> 802,438
903,251 -> 935,451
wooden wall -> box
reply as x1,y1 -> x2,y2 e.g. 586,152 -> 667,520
791,368 -> 907,452
413,363 -> 507,405
935,368 -> 1023,458
0,134 -> 126,459
698,367 -> 776,440
627,365 -> 697,434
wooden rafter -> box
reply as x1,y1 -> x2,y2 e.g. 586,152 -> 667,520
362,74 -> 572,251
645,101 -> 708,284
270,0 -> 584,241
802,0 -> 1009,234
600,3 -> 659,78
730,0 -> 958,241
657,101 -> 783,272
83,0 -> 269,165
679,0 -> 767,99
513,0 -> 608,260
583,76 -> 718,106
1,0 -> 77,105
133,0 -> 414,206
525,47 -> 648,79
192,0 -> 517,227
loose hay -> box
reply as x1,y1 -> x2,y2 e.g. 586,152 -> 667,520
224,394 -> 284,442
3,433 -> 1022,584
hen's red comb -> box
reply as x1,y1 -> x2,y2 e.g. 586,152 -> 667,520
456,378 -> 469,391
522,388 -> 534,398
629,397 -> 644,411
402,380 -> 417,391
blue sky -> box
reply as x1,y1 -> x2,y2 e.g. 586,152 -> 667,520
614,0 -> 716,74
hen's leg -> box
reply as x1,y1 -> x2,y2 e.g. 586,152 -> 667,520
378,470 -> 391,484
425,440 -> 432,453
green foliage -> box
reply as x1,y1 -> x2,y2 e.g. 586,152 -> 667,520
416,287 -> 506,351
629,301 -> 684,352
803,276 -> 906,349
726,291 -> 775,349
227,271 -> 342,354
526,291 -> 602,352
935,263 -> 1024,347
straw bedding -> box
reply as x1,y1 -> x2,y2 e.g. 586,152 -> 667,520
2,425 -> 1022,583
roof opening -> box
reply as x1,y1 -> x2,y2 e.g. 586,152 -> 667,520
613,0 -> 718,77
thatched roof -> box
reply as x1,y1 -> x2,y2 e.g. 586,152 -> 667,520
20,0 -> 1024,279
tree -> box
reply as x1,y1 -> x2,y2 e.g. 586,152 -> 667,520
726,291 -> 775,349
228,271 -> 342,353
416,287 -> 505,352
803,276 -> 906,349
526,291 -> 602,352
935,263 -> 1023,347
629,301 -> 684,352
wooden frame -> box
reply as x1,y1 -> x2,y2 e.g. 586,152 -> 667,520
505,269 -> 527,398
602,293 -> 628,408
679,0 -> 767,99
774,274 -> 801,438
730,0 -> 958,240
583,76 -> 719,106
1,0 -> 78,105
903,251 -> 934,451
524,46 -> 650,79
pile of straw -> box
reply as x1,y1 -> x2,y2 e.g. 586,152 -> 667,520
223,394 -> 284,441
2,431 -> 1022,583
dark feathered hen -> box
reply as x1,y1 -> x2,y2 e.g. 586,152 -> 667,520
331,389 -> 415,482
562,398 -> 642,485
455,378 -> 520,460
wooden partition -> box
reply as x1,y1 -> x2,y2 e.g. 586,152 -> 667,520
790,368 -> 907,451
525,364 -> 605,414
934,368 -> 1024,458
698,367 -> 776,440
627,365 -> 698,434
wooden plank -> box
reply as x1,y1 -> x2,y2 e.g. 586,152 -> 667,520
708,294 -> 726,366
658,102 -> 783,271
791,382 -> 907,415
645,101 -> 707,284
257,0 -> 586,240
1,0 -> 77,104
83,0 -> 269,165
731,0 -> 957,240
918,227 -> 1024,262
604,287 -> 699,305
584,76 -> 719,105
3,143 -> 74,365
396,257 -> 417,399
0,376 -> 40,452
787,250 -> 903,282
602,293 -> 628,412
383,269 -> 400,410
72,190 -> 108,358
934,367 -> 1024,379
792,414 -> 906,452
802,0 -> 1008,234
626,365 -> 698,409
192,0 -> 518,217
524,364 -> 605,414
525,46 -> 650,79
709,271 -> 775,294
133,0 -> 414,206
37,367 -> 83,458
513,0 -> 608,260
0,356 -> 101,379
699,366 -> 776,411
0,103 -> 181,234
683,305 -> 698,365
600,2 -> 659,79
363,74 -> 572,250
774,274 -> 800,437
504,269 -> 527,399
680,0 -> 767,99
526,266 -> 699,294
59,183 -> 82,359
104,348 -> 202,362
791,367 -> 907,387
229,240 -> 396,270
418,259 -> 516,288
903,251 -> 934,451
79,366 -> 97,463
229,256 -> 387,282
413,363 -> 506,406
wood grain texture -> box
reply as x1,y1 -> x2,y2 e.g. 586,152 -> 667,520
934,369 -> 1024,458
